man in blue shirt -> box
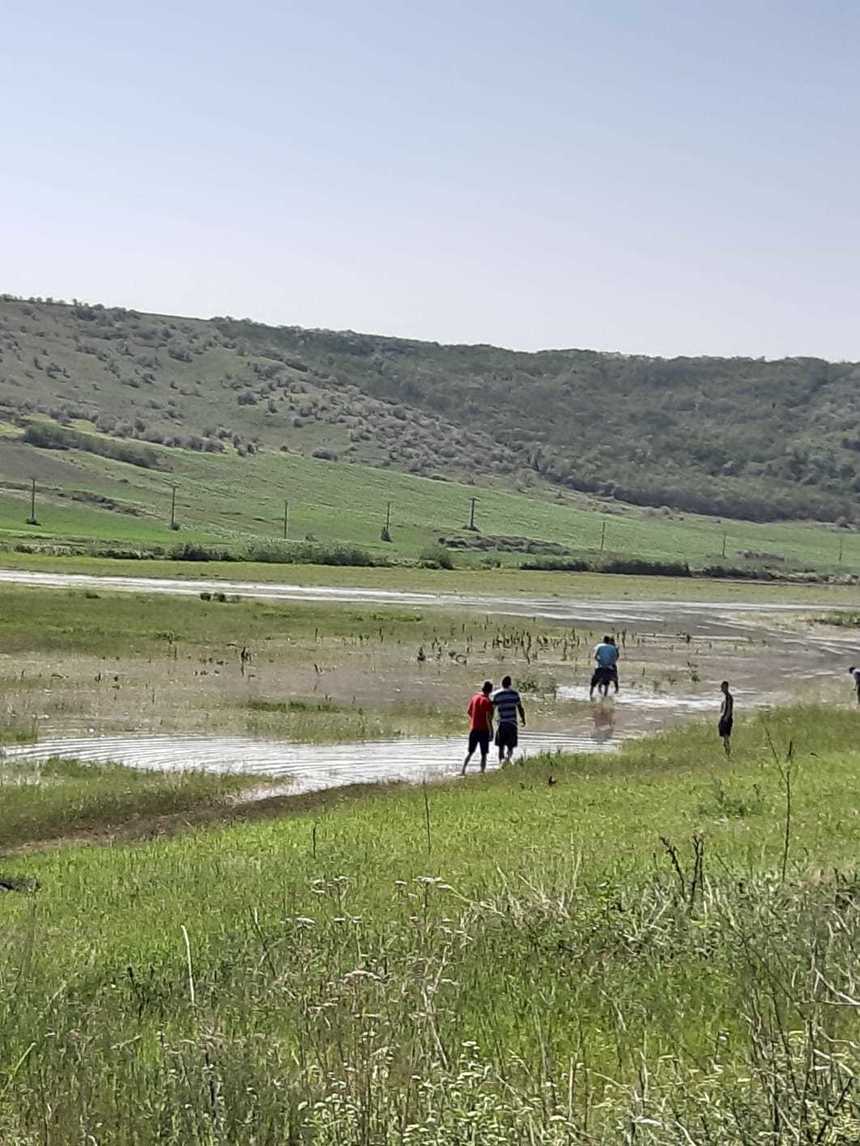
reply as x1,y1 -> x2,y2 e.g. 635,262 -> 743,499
589,635 -> 620,699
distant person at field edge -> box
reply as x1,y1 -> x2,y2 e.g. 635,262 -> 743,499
590,635 -> 620,699
719,681 -> 734,756
849,666 -> 860,704
462,680 -> 494,775
491,675 -> 526,764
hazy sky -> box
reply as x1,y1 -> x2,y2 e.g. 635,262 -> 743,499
2,1 -> 858,357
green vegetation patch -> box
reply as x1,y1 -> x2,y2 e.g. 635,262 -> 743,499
815,610 -> 860,628
0,756 -> 256,850
0,707 -> 856,1141
22,420 -> 164,470
0,713 -> 38,745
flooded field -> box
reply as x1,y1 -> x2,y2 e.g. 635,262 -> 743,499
1,569 -> 856,794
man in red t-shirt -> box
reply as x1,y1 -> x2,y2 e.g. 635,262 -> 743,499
462,680 -> 494,775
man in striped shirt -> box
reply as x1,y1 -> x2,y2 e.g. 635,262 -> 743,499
491,675 -> 526,763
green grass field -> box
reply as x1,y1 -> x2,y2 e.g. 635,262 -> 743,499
0,706 -> 856,1142
2,432 -> 858,574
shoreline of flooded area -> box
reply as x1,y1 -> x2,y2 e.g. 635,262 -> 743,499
3,728 -> 620,796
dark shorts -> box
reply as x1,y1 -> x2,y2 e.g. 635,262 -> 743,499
718,717 -> 733,738
495,722 -> 518,751
591,666 -> 615,688
468,729 -> 490,755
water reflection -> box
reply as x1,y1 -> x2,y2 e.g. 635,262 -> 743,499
590,701 -> 616,743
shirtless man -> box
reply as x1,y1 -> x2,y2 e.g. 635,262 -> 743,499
718,681 -> 734,756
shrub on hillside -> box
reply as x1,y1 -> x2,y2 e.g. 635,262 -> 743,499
243,541 -> 382,567
164,540 -> 384,567
599,557 -> 691,577
520,555 -> 690,576
22,422 -> 163,470
168,542 -> 234,562
419,544 -> 454,570
520,557 -> 591,572
700,564 -> 777,581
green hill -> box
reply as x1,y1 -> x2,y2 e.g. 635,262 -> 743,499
2,433 -> 858,574
0,293 -> 858,534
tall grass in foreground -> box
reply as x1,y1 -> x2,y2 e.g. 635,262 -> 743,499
0,707 -> 857,1143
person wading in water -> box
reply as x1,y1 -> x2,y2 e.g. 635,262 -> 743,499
462,681 -> 494,775
590,635 -> 620,699
491,675 -> 526,764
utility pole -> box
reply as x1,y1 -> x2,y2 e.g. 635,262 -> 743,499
26,477 -> 38,525
466,496 -> 478,532
381,500 -> 392,542
600,519 -> 606,553
283,500 -> 289,541
169,484 -> 177,530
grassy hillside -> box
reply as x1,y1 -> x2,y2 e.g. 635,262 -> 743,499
0,707 -> 857,1142
0,427 -> 857,574
1,295 -> 858,525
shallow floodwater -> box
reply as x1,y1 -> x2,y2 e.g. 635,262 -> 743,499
1,569 -> 855,796
0,567 -> 852,627
4,729 -> 618,795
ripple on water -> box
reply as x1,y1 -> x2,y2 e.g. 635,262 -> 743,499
2,731 -> 619,796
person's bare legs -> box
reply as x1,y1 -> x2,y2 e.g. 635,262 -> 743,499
722,733 -> 731,757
